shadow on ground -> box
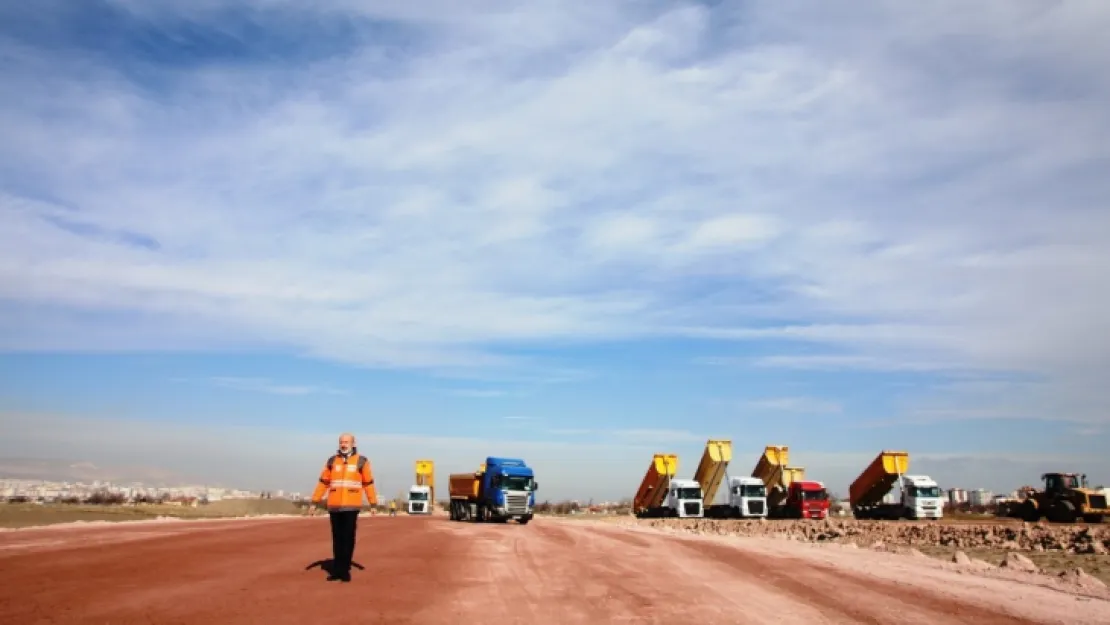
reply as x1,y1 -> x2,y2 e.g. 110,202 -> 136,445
304,558 -> 365,580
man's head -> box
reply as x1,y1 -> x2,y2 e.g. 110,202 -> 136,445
338,432 -> 355,454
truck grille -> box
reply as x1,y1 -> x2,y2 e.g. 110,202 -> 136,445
412,503 -> 424,512
683,502 -> 701,516
748,501 -> 765,515
506,494 -> 529,514
1090,495 -> 1107,510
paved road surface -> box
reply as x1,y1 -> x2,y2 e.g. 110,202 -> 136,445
1,515 -> 1106,624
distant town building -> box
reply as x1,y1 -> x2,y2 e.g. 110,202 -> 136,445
947,488 -> 968,506
968,489 -> 993,507
0,477 -> 287,504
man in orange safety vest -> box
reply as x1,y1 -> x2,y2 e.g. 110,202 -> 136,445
309,432 -> 377,582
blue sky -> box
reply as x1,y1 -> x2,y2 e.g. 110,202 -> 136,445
2,1 -> 1109,501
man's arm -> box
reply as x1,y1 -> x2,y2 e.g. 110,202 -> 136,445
309,460 -> 332,513
360,458 -> 378,507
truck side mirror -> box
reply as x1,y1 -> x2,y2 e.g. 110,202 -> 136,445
533,482 -> 539,490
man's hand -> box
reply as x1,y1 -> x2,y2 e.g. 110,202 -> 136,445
308,503 -> 319,516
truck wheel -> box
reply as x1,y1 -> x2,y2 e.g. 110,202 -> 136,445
1049,501 -> 1077,523
1022,501 -> 1039,523
1082,514 -> 1103,524
518,515 -> 531,525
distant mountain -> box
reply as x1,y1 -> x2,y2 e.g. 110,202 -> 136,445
0,457 -> 207,487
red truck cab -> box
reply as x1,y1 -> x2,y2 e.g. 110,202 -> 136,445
787,481 -> 830,519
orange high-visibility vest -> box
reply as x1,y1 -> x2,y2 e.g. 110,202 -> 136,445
311,449 -> 378,511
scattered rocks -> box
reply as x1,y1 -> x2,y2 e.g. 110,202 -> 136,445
1000,552 -> 1039,573
1058,568 -> 1107,590
625,518 -> 1109,555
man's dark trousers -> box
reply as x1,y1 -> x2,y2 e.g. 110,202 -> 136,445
329,510 -> 359,579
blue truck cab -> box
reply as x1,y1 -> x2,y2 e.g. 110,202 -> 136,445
481,456 -> 538,524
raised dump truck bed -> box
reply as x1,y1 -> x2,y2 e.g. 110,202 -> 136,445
634,454 -> 677,515
694,439 -> 731,507
416,459 -> 435,502
849,451 -> 942,520
850,451 -> 907,509
751,445 -> 829,519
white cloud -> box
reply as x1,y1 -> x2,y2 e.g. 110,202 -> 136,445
1,1 -> 1110,422
207,376 -> 348,396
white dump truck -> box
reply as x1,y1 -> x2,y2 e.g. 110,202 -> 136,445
407,484 -> 432,514
633,453 -> 705,518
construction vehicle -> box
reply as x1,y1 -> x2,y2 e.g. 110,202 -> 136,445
1014,472 -> 1108,523
407,459 -> 434,515
751,445 -> 830,519
448,457 -> 536,524
693,439 -> 767,518
633,453 -> 704,518
849,450 -> 943,520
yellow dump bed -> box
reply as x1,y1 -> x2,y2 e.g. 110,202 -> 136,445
693,440 -> 732,505
634,454 -> 677,512
849,451 -> 909,508
751,445 -> 806,508
449,471 -> 481,500
415,459 -> 435,504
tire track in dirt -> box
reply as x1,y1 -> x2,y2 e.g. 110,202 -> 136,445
672,537 -> 1040,624
573,520 -> 1110,624
440,519 -> 844,624
586,520 -> 1110,625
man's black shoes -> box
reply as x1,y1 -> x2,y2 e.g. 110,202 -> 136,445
327,572 -> 352,583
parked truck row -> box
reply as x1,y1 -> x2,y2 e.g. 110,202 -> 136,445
632,440 -> 832,519
630,440 -> 953,522
400,446 -> 1101,526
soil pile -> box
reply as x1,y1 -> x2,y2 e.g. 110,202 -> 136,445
623,518 -> 1110,554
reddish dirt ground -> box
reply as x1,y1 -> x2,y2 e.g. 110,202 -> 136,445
1,515 -> 1107,624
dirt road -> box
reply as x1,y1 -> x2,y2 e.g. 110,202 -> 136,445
1,515 -> 1107,624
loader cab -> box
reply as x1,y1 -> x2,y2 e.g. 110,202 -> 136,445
1043,473 -> 1080,492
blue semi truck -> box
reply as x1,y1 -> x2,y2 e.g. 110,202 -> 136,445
448,456 -> 537,524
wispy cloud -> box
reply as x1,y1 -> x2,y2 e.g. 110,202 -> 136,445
744,397 -> 842,414
612,429 -> 705,444
1,2 -> 1109,421
208,376 -> 347,396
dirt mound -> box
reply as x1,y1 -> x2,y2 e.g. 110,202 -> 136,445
620,518 -> 1110,554
1058,568 -> 1107,590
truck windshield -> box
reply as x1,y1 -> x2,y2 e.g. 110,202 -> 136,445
500,476 -> 534,491
802,489 -> 828,501
740,485 -> 766,497
911,486 -> 941,498
675,488 -> 702,500
409,492 -> 428,501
